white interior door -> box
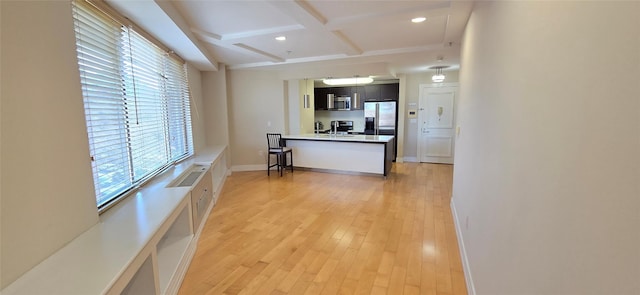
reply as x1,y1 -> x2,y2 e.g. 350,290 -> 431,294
418,85 -> 457,164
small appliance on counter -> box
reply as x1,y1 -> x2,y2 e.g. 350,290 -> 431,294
330,120 -> 354,133
314,121 -> 324,131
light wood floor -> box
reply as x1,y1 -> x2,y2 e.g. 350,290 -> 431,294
178,163 -> 467,295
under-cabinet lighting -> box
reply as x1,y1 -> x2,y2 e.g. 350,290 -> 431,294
411,17 -> 426,23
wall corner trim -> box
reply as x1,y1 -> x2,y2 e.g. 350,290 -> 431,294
450,197 -> 477,295
402,157 -> 418,163
231,164 -> 265,172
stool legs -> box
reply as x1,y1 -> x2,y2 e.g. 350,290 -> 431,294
288,152 -> 293,173
267,152 -> 293,177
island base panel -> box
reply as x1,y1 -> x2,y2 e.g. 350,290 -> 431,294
286,140 -> 385,175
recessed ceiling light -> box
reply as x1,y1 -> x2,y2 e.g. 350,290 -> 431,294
411,17 -> 426,23
275,36 -> 286,41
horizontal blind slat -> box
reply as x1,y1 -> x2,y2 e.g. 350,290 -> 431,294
72,0 -> 193,208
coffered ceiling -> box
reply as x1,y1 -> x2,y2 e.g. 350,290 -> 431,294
106,0 -> 473,78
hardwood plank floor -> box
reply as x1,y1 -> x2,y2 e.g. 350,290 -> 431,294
178,163 -> 467,295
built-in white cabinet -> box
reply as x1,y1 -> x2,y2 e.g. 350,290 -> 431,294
212,155 -> 226,204
2,146 -> 229,295
156,204 -> 194,294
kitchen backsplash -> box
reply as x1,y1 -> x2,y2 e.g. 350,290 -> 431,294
314,110 -> 365,131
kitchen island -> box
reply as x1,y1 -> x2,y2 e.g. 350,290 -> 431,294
281,134 -> 394,177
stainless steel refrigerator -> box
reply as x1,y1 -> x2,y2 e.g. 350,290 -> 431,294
364,101 -> 396,136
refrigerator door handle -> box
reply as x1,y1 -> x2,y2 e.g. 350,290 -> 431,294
375,103 -> 380,135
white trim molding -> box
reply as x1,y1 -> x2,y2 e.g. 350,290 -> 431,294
231,164 -> 265,172
402,156 -> 418,163
450,197 -> 476,295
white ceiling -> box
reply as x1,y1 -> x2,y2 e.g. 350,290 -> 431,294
106,0 -> 473,79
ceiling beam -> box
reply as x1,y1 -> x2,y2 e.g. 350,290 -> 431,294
221,24 -> 305,41
228,43 -> 454,70
331,31 -> 363,55
106,0 -> 219,71
193,28 -> 286,63
153,0 -> 219,71
233,44 -> 286,62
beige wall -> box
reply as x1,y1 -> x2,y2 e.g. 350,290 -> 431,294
0,1 -> 100,287
299,79 -> 315,134
227,69 -> 287,169
202,67 -> 230,148
286,79 -> 316,135
187,64 -> 206,153
452,2 -> 640,294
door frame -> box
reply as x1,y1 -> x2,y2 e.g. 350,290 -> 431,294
417,82 -> 459,164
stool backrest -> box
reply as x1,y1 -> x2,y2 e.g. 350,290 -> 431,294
266,133 -> 284,150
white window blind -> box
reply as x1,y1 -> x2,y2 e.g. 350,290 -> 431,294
72,0 -> 193,208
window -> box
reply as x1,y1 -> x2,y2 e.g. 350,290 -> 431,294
71,0 -> 193,209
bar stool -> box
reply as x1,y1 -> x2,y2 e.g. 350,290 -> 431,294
266,133 -> 293,176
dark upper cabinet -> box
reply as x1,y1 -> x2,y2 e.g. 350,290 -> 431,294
314,83 -> 398,110
363,84 -> 381,101
314,88 -> 328,110
315,87 -> 351,110
380,83 -> 399,100
332,87 -> 350,96
363,83 -> 399,101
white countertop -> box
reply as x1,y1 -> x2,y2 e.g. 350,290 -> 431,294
282,133 -> 394,143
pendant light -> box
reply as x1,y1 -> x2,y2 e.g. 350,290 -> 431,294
303,78 -> 310,109
432,67 -> 446,83
352,75 -> 361,110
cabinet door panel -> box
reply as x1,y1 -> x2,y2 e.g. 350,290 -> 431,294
364,85 -> 380,101
381,83 -> 399,100
333,87 -> 350,96
314,88 -> 328,110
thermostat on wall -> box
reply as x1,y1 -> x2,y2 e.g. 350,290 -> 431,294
408,109 -> 417,118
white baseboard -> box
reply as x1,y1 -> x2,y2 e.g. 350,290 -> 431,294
403,156 -> 418,163
231,164 -> 264,172
450,197 -> 476,295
